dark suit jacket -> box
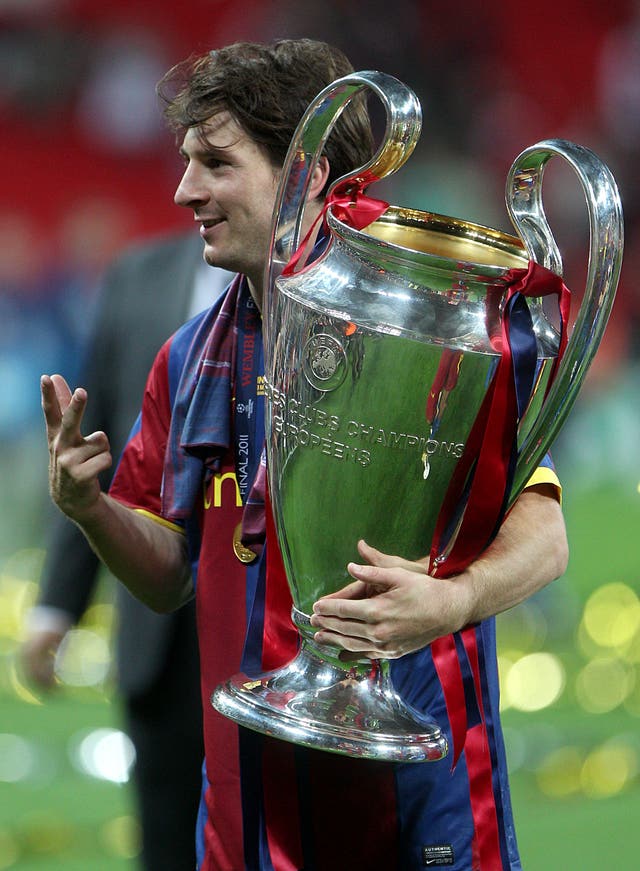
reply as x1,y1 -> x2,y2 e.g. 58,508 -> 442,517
38,231 -> 221,697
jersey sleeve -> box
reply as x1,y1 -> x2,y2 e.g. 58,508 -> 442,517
109,339 -> 184,532
526,453 -> 561,501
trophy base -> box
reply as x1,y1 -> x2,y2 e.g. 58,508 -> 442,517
211,639 -> 448,763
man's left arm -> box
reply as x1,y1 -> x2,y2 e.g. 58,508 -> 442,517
310,485 -> 568,660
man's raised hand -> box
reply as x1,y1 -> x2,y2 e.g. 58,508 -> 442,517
41,374 -> 112,522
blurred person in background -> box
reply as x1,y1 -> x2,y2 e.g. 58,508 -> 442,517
22,231 -> 232,871
40,39 -> 567,871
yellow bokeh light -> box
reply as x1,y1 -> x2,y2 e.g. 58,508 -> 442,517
8,661 -> 43,706
20,812 -> 75,856
580,741 -> 637,798
0,579 -> 38,647
575,658 -> 634,713
82,603 -> 116,636
618,630 -> 640,665
0,828 -> 20,870
504,652 -> 566,712
497,601 -> 549,652
0,548 -> 45,583
581,582 -> 640,650
100,815 -> 141,860
55,629 -> 111,688
0,549 -> 45,654
623,671 -> 640,716
497,654 -> 514,711
535,745 -> 583,798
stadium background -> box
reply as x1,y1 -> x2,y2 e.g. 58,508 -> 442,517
1,1 -> 639,868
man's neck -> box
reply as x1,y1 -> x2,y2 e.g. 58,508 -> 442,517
246,276 -> 263,313
247,196 -> 325,313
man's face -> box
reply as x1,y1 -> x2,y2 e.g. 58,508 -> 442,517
175,112 -> 280,301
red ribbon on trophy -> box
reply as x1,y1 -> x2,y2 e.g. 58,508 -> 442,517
281,185 -> 389,276
430,260 -> 571,770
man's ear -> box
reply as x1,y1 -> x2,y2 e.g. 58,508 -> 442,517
308,156 -> 331,200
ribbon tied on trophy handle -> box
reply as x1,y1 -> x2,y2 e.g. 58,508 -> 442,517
505,139 -> 624,502
264,70 -> 422,345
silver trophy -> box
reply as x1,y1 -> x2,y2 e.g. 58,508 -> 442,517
212,72 -> 623,761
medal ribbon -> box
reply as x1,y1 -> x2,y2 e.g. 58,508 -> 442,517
234,292 -> 264,504
234,291 -> 266,674
235,320 -> 303,868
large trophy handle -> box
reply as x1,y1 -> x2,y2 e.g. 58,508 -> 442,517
506,139 -> 624,501
263,70 -> 422,344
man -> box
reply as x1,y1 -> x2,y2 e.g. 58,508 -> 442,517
24,232 -> 231,870
41,39 -> 568,870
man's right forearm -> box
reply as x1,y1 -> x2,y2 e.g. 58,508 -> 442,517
71,492 -> 193,613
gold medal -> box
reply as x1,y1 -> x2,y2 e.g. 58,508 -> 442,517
233,523 -> 257,564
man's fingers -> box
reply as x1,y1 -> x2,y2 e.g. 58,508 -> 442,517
71,431 -> 111,462
312,587 -> 389,631
41,374 -> 87,445
313,621 -> 398,659
50,373 -> 73,409
59,387 -> 89,440
41,375 -> 63,433
346,561 -> 397,588
357,539 -> 428,574
313,580 -> 369,604
312,618 -> 376,651
71,451 -> 113,483
54,432 -> 112,481
312,594 -> 371,622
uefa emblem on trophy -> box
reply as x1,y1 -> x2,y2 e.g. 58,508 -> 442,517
212,71 -> 624,761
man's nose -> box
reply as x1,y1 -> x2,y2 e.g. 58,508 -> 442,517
174,163 -> 208,209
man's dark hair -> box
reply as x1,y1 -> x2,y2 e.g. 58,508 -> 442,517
157,39 -> 374,191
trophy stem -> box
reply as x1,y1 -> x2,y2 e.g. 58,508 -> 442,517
211,635 -> 447,763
